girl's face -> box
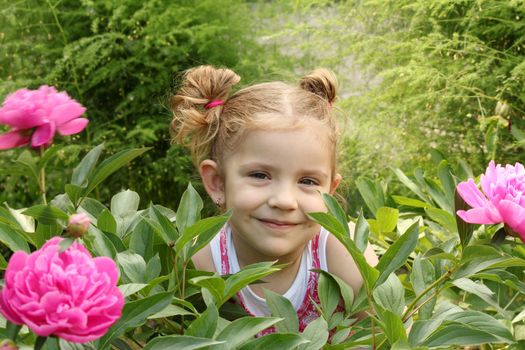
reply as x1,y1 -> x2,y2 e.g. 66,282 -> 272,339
201,123 -> 341,265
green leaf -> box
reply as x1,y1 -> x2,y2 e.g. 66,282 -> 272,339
148,303 -> 193,319
308,211 -> 379,291
455,188 -> 474,249
375,222 -> 419,287
297,317 -> 329,350
316,270 -> 354,313
264,289 -> 299,333
175,213 -> 230,260
318,272 -> 340,318
410,255 -> 436,319
130,219 -> 155,262
0,222 -> 30,253
392,168 -> 429,203
117,251 -> 146,283
189,275 -> 225,305
186,303 -> 218,338
71,143 -> 105,187
176,182 -> 203,234
97,209 -> 117,234
83,147 -> 150,198
222,261 -> 281,306
376,207 -> 398,233
33,222 -> 62,248
58,238 -> 75,252
422,177 -> 451,213
98,291 -> 174,350
424,206 -> 457,233
437,160 -> 455,204
22,204 -> 69,225
142,335 -> 223,350
373,273 -> 405,316
148,204 -> 178,244
354,210 -> 370,253
450,277 -> 508,316
84,226 -> 117,259
356,177 -> 385,216
110,190 -> 141,238
118,283 -> 148,297
307,212 -> 347,238
322,193 -> 350,236
215,317 -> 282,349
145,253 -> 162,280
65,184 -> 83,208
378,308 -> 408,345
392,195 -> 428,208
111,189 -> 140,218
422,322 -> 511,347
239,333 -> 308,350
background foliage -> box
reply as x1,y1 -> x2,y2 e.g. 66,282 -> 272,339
0,0 -> 291,210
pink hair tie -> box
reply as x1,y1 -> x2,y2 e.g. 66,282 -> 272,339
205,100 -> 224,109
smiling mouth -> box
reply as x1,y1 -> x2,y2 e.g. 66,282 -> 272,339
258,218 -> 298,228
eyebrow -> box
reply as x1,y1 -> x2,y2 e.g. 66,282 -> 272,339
239,162 -> 330,180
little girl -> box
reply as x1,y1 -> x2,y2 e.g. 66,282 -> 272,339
170,65 -> 377,331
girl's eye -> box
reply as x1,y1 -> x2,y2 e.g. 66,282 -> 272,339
300,178 -> 319,186
249,172 -> 269,180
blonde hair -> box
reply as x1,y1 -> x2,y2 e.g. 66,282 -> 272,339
170,65 -> 339,174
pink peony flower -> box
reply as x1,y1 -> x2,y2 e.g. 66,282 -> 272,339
67,213 -> 91,238
0,85 -> 88,150
0,237 -> 124,343
456,160 -> 525,243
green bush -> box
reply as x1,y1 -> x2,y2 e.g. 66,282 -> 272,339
0,0 -> 286,209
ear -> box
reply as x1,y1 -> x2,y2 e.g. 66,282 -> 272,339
329,173 -> 342,195
199,159 -> 225,204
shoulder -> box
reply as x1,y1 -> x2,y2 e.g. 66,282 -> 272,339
325,223 -> 378,295
192,244 -> 216,272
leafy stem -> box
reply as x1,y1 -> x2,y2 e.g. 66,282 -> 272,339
39,146 -> 47,205
402,266 -> 456,322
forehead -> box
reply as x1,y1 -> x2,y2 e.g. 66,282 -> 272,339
222,125 -> 334,173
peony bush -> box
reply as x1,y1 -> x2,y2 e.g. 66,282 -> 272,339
0,85 -> 523,349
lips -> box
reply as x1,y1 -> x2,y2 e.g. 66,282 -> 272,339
257,218 -> 298,228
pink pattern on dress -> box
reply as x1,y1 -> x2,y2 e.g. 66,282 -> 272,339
219,226 -> 322,335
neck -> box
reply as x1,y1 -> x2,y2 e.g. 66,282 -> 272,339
231,232 -> 305,295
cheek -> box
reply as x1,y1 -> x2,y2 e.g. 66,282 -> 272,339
300,192 -> 327,213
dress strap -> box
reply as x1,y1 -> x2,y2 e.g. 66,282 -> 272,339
219,226 -> 230,275
295,233 -> 322,331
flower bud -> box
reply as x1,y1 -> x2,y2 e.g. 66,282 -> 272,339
495,100 -> 510,117
67,213 -> 90,238
0,339 -> 19,350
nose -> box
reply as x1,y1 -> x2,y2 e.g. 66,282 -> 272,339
267,184 -> 298,210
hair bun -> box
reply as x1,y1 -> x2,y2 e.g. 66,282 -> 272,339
172,65 -> 240,109
170,65 -> 240,165
299,68 -> 338,104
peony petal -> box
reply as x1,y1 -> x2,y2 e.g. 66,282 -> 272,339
0,109 -> 47,129
94,257 -> 120,285
457,207 -> 501,224
497,200 -> 525,236
57,118 -> 89,136
457,179 -> 488,208
0,290 -> 24,324
49,102 -> 86,125
31,122 -> 56,147
0,130 -> 30,150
